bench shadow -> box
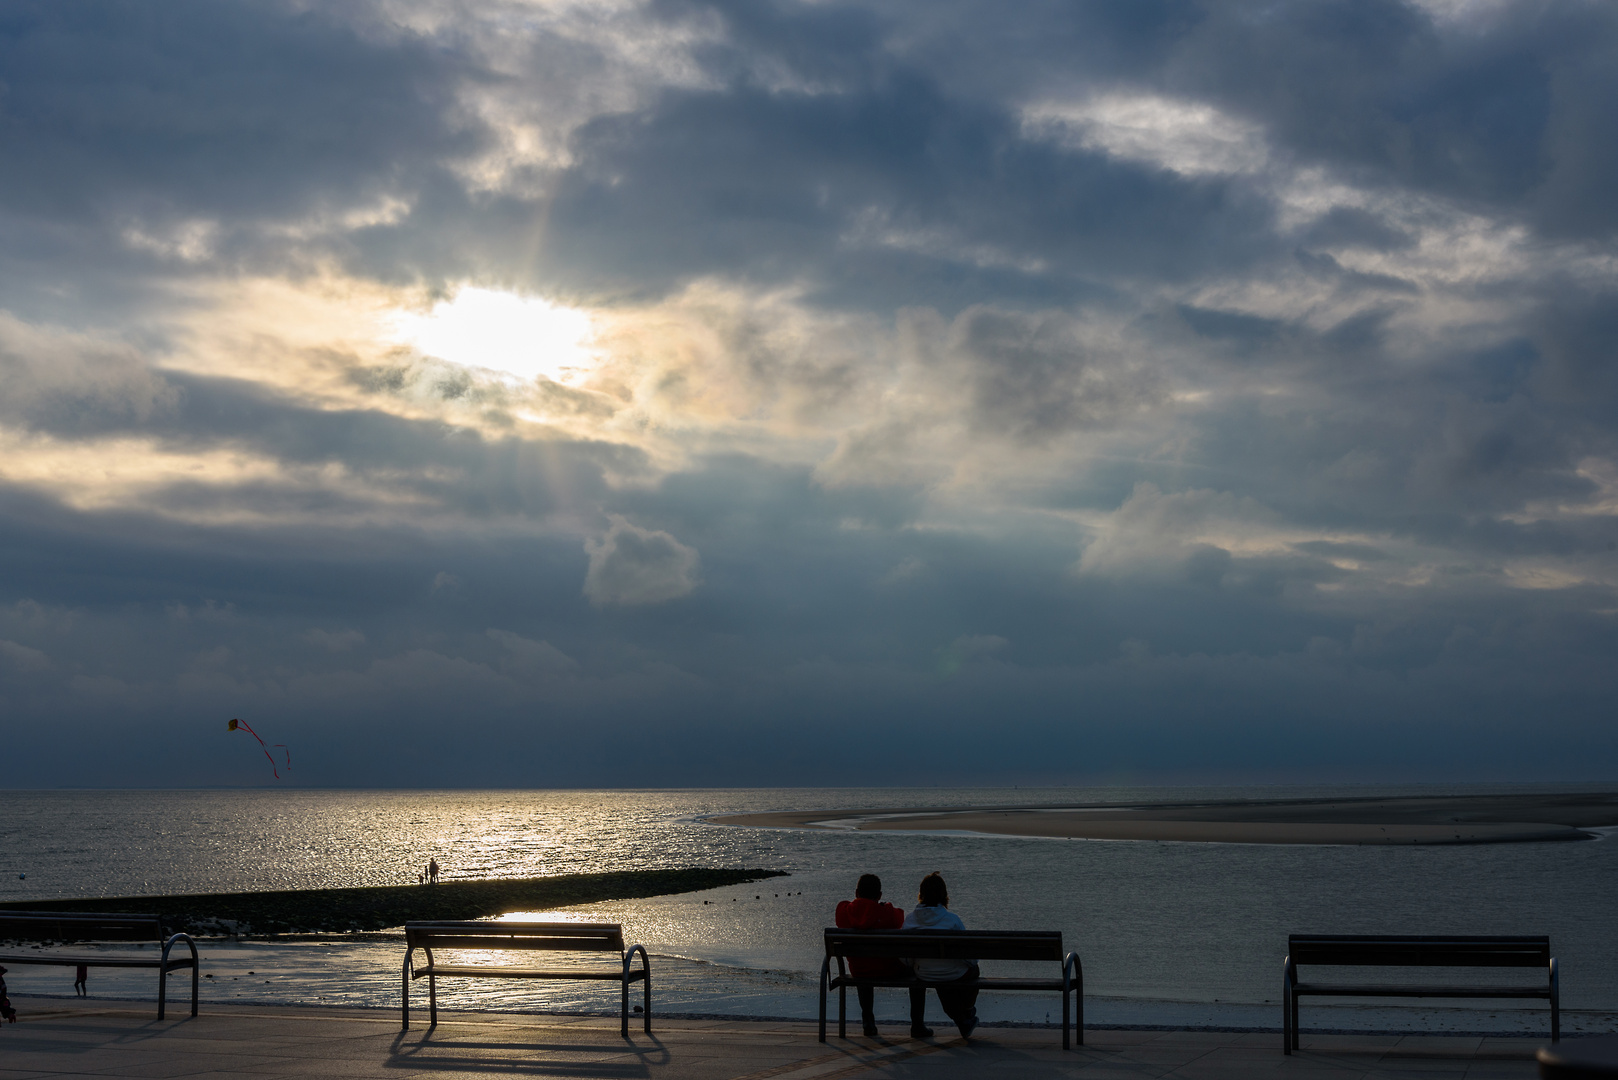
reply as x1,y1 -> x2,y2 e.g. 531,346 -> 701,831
389,1028 -> 668,1076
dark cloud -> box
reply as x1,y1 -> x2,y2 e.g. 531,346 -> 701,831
1,0 -> 1617,786
539,69 -> 1274,303
0,0 -> 481,226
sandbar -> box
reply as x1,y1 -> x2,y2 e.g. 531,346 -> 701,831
712,792 -> 1618,845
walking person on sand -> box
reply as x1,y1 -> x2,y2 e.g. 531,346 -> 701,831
834,874 -> 906,1036
903,872 -> 979,1039
74,964 -> 87,997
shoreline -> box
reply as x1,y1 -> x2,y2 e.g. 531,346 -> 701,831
711,792 -> 1618,845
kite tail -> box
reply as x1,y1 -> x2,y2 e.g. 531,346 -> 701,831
230,719 -> 280,779
273,745 -> 291,770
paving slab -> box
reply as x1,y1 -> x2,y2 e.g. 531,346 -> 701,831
0,997 -> 1547,1079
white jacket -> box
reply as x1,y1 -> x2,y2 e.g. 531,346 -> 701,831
903,904 -> 974,981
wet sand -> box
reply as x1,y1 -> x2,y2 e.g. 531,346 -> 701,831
712,793 -> 1618,845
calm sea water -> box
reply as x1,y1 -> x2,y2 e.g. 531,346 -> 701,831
1,785 -> 1614,1034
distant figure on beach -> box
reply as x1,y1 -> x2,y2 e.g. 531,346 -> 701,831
0,965 -> 16,1024
834,874 -> 906,1037
428,858 -> 440,884
74,964 -> 87,997
902,872 -> 978,1039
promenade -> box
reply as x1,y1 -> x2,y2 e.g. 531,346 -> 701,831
0,997 -> 1545,1079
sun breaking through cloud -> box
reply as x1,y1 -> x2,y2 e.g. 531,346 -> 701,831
0,0 -> 1615,787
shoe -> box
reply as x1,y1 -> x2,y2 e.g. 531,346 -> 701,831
862,1019 -> 878,1037
910,1025 -> 934,1038
958,1014 -> 978,1039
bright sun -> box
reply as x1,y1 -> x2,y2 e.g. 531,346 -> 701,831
390,287 -> 596,382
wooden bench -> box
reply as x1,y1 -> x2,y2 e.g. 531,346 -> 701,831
402,921 -> 650,1036
1283,934 -> 1558,1054
820,929 -> 1082,1048
0,911 -> 198,1019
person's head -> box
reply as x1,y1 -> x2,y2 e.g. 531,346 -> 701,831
917,872 -> 949,907
855,874 -> 882,900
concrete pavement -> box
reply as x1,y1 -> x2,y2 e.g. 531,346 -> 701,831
0,997 -> 1548,1079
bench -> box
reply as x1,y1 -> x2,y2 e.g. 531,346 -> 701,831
820,929 -> 1082,1048
402,921 -> 650,1036
0,911 -> 198,1019
1283,934 -> 1558,1054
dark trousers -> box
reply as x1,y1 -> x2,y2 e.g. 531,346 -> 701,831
857,983 -> 877,1021
909,966 -> 979,1032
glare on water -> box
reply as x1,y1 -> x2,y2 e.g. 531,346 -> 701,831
1,786 -> 1614,1032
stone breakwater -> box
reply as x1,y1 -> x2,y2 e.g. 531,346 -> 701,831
0,868 -> 789,936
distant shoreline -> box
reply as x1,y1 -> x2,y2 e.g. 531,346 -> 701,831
711,792 -> 1618,845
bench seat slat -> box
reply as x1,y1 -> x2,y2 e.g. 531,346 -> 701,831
1295,983 -> 1551,998
1289,935 -> 1549,968
410,936 -> 623,952
824,931 -> 1063,962
0,915 -> 166,943
415,966 -> 646,982
830,975 -> 1069,992
0,954 -> 194,970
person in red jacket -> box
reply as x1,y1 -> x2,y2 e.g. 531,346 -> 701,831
834,874 -> 906,1036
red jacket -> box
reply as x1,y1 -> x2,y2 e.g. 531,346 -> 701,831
835,897 -> 907,978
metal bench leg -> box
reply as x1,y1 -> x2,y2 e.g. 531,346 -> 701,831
623,945 -> 651,1034
1550,957 -> 1560,1042
1282,957 -> 1293,1055
621,975 -> 630,1039
818,960 -> 829,1043
1062,985 -> 1070,1051
838,983 -> 847,1039
428,972 -> 438,1026
402,954 -> 412,1030
1077,976 -> 1084,1046
158,965 -> 167,1021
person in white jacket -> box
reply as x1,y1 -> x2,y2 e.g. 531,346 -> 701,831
901,872 -> 979,1038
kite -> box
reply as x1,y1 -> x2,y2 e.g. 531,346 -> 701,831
228,718 -> 291,779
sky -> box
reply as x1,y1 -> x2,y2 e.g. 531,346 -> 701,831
2,0 -> 1616,788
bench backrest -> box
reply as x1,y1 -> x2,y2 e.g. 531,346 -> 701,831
825,929 -> 1064,963
0,911 -> 163,943
405,921 -> 626,953
1289,935 -> 1550,968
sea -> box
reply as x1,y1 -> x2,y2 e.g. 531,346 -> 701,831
2,784 -> 1614,1036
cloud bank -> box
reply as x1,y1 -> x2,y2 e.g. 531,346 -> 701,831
0,0 -> 1615,786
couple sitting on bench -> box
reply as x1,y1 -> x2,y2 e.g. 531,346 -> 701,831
834,871 -> 978,1039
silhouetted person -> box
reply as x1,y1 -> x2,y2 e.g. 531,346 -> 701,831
74,965 -> 87,997
428,858 -> 440,884
0,965 -> 16,1023
903,872 -> 978,1039
835,874 -> 906,1036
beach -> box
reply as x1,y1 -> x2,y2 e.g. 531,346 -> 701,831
711,792 -> 1618,845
